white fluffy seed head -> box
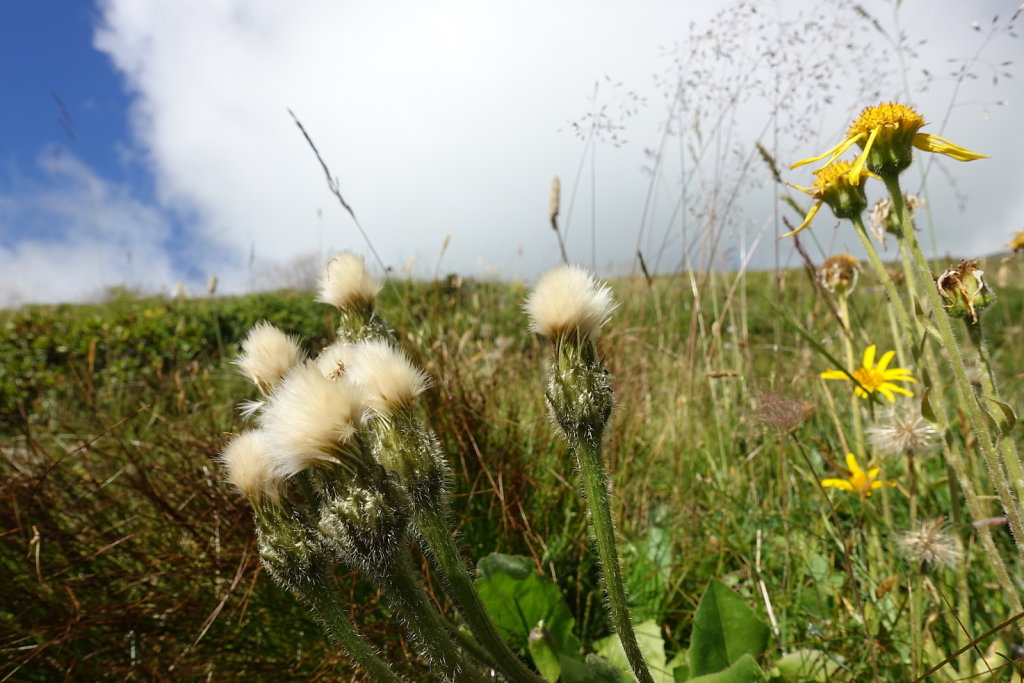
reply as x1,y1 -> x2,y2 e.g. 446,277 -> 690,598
317,252 -> 381,310
259,363 -> 366,478
524,264 -> 615,342
220,430 -> 281,503
315,340 -> 357,380
235,321 -> 304,392
345,340 -> 430,418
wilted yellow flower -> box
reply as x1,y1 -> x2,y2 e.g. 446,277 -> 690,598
785,161 -> 874,236
821,344 -> 916,401
821,453 -> 894,497
792,102 -> 986,183
818,254 -> 860,295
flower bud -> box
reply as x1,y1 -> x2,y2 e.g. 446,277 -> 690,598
935,259 -> 994,323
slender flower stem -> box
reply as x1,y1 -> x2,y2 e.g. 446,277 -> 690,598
416,507 -> 545,683
307,582 -> 405,683
370,552 -> 486,683
574,433 -> 655,683
836,294 -> 865,459
850,215 -> 915,343
884,174 -> 1024,562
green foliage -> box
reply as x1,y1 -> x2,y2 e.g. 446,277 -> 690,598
687,580 -> 768,679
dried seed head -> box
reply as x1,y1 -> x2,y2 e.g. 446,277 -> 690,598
315,340 -> 357,380
317,252 -> 381,310
755,392 -> 812,434
235,321 -> 304,392
935,259 -> 994,323
344,340 -> 431,418
220,429 -> 281,503
866,409 -> 938,456
899,519 -> 961,571
259,363 -> 366,478
525,264 -> 615,342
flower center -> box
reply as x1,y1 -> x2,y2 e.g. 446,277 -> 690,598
847,102 -> 925,138
853,367 -> 885,392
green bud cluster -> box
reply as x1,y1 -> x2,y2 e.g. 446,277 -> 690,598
254,503 -> 331,599
367,409 -> 451,515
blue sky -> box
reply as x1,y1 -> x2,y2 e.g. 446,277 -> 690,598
2,0 -> 1022,307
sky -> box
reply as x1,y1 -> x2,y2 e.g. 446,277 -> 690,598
1,0 -> 1022,307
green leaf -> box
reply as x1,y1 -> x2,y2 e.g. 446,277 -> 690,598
688,580 -> 769,677
687,654 -> 761,682
476,553 -> 581,658
528,621 -> 563,682
771,648 -> 844,682
593,620 -> 674,682
626,523 -> 673,623
920,386 -> 938,424
981,395 -> 1018,435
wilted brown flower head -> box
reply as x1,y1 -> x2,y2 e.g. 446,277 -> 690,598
818,254 -> 860,295
935,259 -> 994,323
755,392 -> 812,434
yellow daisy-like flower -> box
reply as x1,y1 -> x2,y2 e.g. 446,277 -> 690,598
785,161 -> 875,236
791,102 -> 987,183
821,344 -> 916,401
1009,229 -> 1024,254
821,452 -> 894,497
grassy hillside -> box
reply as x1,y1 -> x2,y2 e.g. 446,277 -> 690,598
2,255 -> 1023,680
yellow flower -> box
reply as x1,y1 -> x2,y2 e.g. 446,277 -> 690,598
821,344 -> 916,401
785,161 -> 874,236
821,453 -> 894,497
791,102 -> 987,183
1009,230 -> 1024,254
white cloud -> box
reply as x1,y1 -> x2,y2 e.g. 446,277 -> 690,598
0,153 -> 187,307
7,0 -> 1019,306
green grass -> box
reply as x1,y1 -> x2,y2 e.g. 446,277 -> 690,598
2,256 -> 1023,680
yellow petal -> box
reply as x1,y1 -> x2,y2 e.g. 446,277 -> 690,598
849,128 -> 878,185
913,133 -> 988,161
863,344 -> 877,369
782,201 -> 823,237
822,478 -> 855,491
875,350 -> 896,372
790,136 -> 859,170
845,452 -> 863,476
881,382 -> 915,398
820,369 -> 850,380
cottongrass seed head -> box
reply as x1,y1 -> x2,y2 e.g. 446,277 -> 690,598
317,251 -> 381,310
235,321 -> 304,392
343,340 -> 431,418
525,264 -> 615,342
899,518 -> 961,571
259,362 -> 366,479
220,429 -> 281,504
866,409 -> 938,456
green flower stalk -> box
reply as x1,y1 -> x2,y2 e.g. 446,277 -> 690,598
526,265 -> 654,683
344,339 -> 544,682
318,251 -> 394,343
219,430 -> 402,683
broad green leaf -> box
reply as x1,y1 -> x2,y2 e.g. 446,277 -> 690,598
981,395 -> 1018,435
688,580 -> 769,677
592,620 -> 674,683
626,524 -> 673,623
583,654 -> 627,683
476,553 -> 581,658
528,621 -> 563,682
771,648 -> 844,682
687,654 -> 761,682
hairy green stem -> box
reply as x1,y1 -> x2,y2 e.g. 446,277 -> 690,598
416,507 -> 545,682
371,552 -> 486,683
308,582 -> 405,683
574,433 -> 655,683
885,174 -> 1024,562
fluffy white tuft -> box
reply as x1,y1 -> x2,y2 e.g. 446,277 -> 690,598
524,264 -> 615,341
317,252 -> 381,310
259,362 -> 366,478
219,429 -> 280,502
315,340 -> 357,380
345,340 -> 431,417
235,321 -> 304,391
